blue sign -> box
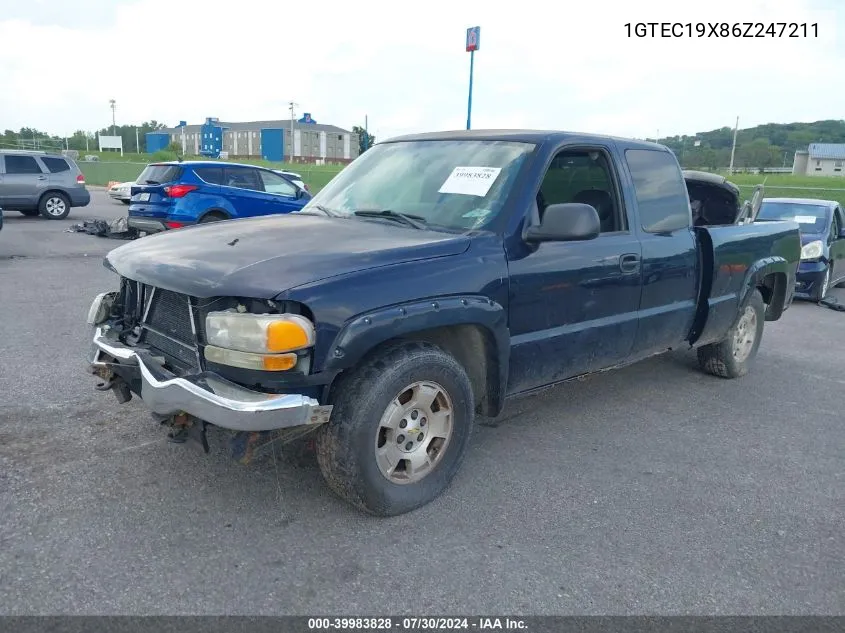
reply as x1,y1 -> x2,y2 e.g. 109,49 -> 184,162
298,112 -> 317,124
178,120 -> 187,127
466,26 -> 480,52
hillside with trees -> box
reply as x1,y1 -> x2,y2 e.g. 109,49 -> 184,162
4,119 -> 845,171
656,119 -> 845,171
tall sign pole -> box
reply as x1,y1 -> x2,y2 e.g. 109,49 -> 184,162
465,26 -> 480,130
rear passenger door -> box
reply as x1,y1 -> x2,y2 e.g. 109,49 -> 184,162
620,147 -> 699,358
40,155 -> 74,190
0,154 -> 48,207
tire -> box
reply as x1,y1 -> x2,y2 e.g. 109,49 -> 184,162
199,211 -> 228,223
316,341 -> 474,517
38,192 -> 70,220
697,288 -> 765,379
18,209 -> 40,217
812,265 -> 831,300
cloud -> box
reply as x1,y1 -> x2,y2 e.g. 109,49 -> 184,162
0,0 -> 843,140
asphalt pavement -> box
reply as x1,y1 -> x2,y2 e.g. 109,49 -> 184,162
1,191 -> 843,615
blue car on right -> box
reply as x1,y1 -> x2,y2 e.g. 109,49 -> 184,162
755,197 -> 845,301
128,160 -> 311,234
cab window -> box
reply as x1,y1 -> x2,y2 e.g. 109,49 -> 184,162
536,148 -> 625,233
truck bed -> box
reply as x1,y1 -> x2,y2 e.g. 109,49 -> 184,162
690,220 -> 801,347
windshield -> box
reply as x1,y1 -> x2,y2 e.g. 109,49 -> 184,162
300,139 -> 536,231
756,201 -> 830,233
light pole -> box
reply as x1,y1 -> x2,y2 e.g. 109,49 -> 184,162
109,99 -> 116,136
288,101 -> 297,164
728,116 -> 739,174
465,26 -> 480,130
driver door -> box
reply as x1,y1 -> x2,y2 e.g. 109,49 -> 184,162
506,144 -> 643,395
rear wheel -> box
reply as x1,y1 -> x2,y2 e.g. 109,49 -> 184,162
697,288 -> 765,379
316,341 -> 474,516
18,209 -> 40,217
199,211 -> 228,223
39,192 -> 70,220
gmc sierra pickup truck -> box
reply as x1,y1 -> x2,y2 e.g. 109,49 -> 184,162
85,130 -> 801,516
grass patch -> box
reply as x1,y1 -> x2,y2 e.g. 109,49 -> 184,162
722,172 -> 845,207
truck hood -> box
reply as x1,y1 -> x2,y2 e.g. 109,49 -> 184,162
799,231 -> 825,245
105,213 -> 471,298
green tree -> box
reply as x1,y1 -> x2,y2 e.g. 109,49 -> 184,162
352,125 -> 375,154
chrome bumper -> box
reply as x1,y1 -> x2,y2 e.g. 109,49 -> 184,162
88,327 -> 332,432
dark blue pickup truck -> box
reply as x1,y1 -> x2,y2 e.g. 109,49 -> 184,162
85,130 -> 801,516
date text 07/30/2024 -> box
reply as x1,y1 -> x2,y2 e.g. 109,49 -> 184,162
625,22 -> 818,38
307,617 -> 528,631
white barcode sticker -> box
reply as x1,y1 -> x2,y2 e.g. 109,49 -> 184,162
438,166 -> 502,197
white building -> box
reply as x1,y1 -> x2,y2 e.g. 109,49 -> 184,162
792,143 -> 845,176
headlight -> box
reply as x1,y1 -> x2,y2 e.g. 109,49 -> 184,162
87,291 -> 117,325
800,240 -> 824,261
205,312 -> 315,354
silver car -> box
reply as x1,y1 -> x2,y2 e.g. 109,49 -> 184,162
0,150 -> 91,220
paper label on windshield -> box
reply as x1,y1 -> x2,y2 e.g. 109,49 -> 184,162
794,215 -> 817,223
438,166 -> 502,197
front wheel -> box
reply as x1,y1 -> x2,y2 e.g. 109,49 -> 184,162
811,265 -> 831,301
316,341 -> 474,516
697,288 -> 765,379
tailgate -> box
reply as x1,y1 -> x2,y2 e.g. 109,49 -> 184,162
129,164 -> 183,217
690,221 -> 801,346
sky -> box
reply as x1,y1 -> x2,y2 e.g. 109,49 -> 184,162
1,0 -> 844,142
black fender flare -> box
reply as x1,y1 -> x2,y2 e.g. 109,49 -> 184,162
739,255 -> 793,321
321,295 -> 510,415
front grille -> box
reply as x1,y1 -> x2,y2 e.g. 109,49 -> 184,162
145,288 -> 194,345
123,281 -> 201,373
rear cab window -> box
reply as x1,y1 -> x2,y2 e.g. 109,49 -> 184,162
40,157 -> 71,173
624,149 -> 691,233
4,155 -> 44,174
136,164 -> 183,185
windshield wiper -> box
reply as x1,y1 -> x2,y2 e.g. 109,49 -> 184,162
353,209 -> 428,230
143,179 -> 160,185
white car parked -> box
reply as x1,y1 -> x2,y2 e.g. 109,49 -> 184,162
108,181 -> 134,204
271,170 -> 309,193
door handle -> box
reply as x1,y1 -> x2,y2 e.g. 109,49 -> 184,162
37,175 -> 47,180
619,253 -> 640,273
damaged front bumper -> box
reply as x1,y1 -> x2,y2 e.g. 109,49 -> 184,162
87,326 -> 333,432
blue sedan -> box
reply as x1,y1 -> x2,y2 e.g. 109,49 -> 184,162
756,197 -> 845,301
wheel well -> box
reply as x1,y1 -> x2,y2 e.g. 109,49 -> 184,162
38,189 -> 69,204
199,209 -> 230,221
350,324 -> 501,416
757,271 -> 787,320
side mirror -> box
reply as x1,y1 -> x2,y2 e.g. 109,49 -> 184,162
839,228 -> 845,239
525,203 -> 601,243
